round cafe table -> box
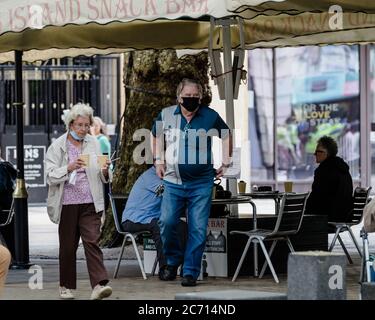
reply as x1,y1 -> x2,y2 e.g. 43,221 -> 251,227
239,191 -> 285,214
212,196 -> 263,277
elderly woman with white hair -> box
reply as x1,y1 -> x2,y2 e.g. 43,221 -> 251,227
45,103 -> 112,300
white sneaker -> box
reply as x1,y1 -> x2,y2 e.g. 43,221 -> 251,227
90,284 -> 112,300
59,286 -> 74,299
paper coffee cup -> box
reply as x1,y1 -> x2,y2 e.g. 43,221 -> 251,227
238,181 -> 246,193
284,181 -> 293,193
79,154 -> 90,168
97,155 -> 108,168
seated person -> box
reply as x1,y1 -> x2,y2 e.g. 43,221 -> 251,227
0,244 -> 11,297
0,156 -> 17,259
121,165 -> 186,278
305,136 -> 353,222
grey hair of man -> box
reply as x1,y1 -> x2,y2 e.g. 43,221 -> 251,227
64,103 -> 94,131
176,78 -> 203,100
317,135 -> 338,158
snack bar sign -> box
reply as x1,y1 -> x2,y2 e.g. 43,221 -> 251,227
6,145 -> 46,187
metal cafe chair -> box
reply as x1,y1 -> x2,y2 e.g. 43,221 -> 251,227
0,185 -> 30,228
231,192 -> 309,283
0,198 -> 15,247
109,193 -> 157,280
328,186 -> 372,264
0,198 -> 15,227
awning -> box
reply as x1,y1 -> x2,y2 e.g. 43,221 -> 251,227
1,1 -> 375,62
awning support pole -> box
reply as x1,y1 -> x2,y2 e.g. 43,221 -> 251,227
12,50 -> 30,269
209,17 -> 245,217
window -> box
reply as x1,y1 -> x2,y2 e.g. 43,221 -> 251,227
248,49 -> 275,182
249,45 -> 360,185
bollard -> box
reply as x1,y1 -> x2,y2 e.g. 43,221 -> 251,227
361,282 -> 375,300
287,251 -> 347,300
175,290 -> 287,300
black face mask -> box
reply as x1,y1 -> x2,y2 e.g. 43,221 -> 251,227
181,97 -> 200,112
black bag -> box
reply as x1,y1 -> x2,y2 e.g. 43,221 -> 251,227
257,185 -> 273,192
210,178 -> 231,218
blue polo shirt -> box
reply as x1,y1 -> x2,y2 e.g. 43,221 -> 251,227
152,105 -> 230,183
121,166 -> 164,224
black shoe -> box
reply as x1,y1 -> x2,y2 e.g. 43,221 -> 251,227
159,265 -> 178,281
181,275 -> 196,287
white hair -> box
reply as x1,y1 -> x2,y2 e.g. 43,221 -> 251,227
176,78 -> 203,99
64,103 -> 94,130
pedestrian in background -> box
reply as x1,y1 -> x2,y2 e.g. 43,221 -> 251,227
46,103 -> 113,300
90,116 -> 111,156
90,116 -> 111,212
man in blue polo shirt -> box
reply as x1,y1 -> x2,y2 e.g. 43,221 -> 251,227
152,78 -> 232,287
121,165 -> 167,272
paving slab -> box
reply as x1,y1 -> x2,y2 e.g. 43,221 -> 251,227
175,289 -> 287,300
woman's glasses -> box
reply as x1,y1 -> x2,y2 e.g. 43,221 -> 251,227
314,149 -> 326,155
73,123 -> 91,131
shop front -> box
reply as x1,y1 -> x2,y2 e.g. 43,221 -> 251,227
248,45 -> 375,193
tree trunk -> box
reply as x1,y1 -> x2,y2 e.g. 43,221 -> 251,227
100,49 -> 210,246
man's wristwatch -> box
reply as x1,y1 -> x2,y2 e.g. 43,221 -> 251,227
154,157 -> 164,164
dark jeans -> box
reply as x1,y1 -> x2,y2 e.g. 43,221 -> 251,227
159,180 -> 212,279
122,219 -> 167,268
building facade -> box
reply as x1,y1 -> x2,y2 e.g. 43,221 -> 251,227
0,55 -> 122,202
